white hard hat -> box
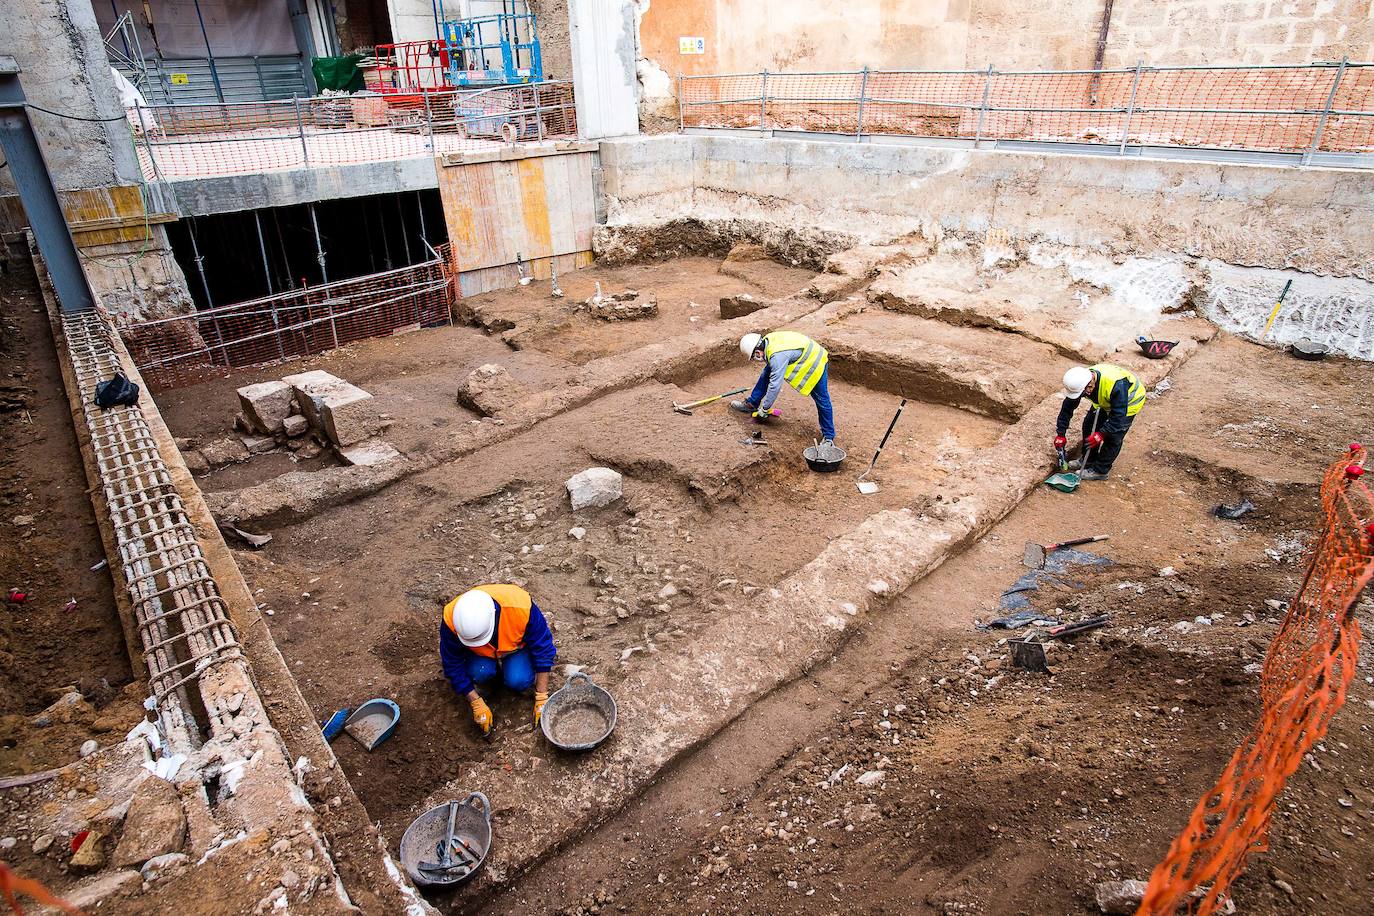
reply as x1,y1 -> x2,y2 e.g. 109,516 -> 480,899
1061,366 -> 1093,399
739,333 -> 763,358
452,589 -> 497,647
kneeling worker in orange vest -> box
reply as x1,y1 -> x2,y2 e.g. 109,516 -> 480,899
730,331 -> 836,447
1054,363 -> 1146,481
441,584 -> 557,736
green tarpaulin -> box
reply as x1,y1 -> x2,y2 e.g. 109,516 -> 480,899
311,54 -> 365,92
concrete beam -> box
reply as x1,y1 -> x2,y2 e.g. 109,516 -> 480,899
164,158 -> 442,217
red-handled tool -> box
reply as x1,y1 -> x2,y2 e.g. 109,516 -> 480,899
1022,535 -> 1110,569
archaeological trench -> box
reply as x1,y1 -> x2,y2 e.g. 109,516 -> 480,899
1,135 -> 1371,913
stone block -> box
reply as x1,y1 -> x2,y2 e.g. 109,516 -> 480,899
282,414 -> 309,438
198,436 -> 250,468
339,439 -> 402,467
283,370 -> 382,447
239,434 -> 276,455
456,364 -> 528,417
113,777 -> 186,867
720,293 -> 766,320
236,380 -> 294,434
566,467 -> 623,510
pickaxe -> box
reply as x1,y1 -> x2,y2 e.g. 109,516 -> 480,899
672,387 -> 748,416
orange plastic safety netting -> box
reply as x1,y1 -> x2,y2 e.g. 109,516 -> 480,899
1139,445 -> 1374,915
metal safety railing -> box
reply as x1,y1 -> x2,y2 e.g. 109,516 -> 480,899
128,81 -> 576,180
62,308 -> 242,752
122,246 -> 456,388
678,60 -> 1374,160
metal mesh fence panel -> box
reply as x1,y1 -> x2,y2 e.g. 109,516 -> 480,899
680,62 -> 1373,155
1140,446 -> 1374,915
132,82 -> 577,180
121,246 -> 456,389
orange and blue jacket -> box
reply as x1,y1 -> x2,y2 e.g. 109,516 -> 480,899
439,584 -> 557,695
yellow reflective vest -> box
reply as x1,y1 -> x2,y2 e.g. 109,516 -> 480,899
763,331 -> 829,397
1091,363 -> 1146,417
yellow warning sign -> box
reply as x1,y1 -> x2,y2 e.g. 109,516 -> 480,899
678,37 -> 705,55
169,73 -> 189,85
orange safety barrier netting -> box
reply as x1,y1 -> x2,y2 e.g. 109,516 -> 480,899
1139,444 -> 1374,915
130,82 -> 577,181
0,861 -> 78,914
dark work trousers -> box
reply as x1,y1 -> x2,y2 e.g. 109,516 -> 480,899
1081,408 -> 1134,474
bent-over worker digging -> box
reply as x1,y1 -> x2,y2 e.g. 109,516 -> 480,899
1054,363 -> 1146,481
441,584 -> 558,737
732,331 -> 839,449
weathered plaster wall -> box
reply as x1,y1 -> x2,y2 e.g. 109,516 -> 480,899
1,0 -> 140,195
637,0 -> 1374,92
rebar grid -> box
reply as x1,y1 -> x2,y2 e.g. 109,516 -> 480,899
62,309 -> 242,750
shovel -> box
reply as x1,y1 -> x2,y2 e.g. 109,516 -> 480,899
1022,534 -> 1110,568
857,398 -> 907,495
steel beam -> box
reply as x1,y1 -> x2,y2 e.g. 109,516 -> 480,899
0,58 -> 95,313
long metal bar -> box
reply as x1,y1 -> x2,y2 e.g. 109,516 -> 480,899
974,64 -> 994,145
189,0 -> 225,102
855,66 -> 870,140
759,69 -> 769,130
293,95 -> 310,166
678,61 -> 1371,82
0,61 -> 95,314
1305,55 -> 1349,164
1118,58 -> 1145,155
677,73 -> 685,130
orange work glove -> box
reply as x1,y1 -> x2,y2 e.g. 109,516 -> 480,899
469,695 -> 492,736
533,692 -> 549,727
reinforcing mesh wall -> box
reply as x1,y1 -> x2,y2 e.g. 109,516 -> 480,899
121,248 -> 455,388
680,63 -> 1373,155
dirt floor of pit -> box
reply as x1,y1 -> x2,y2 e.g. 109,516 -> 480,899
461,255 -> 816,365
227,366 -> 1007,843
470,335 -> 1374,916
155,254 -> 813,493
0,259 -> 144,776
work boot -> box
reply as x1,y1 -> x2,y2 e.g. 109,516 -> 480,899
729,400 -> 756,414
1078,468 -> 1110,481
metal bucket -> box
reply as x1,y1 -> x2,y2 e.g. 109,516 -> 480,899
540,672 -> 616,751
803,443 -> 847,473
400,793 -> 492,887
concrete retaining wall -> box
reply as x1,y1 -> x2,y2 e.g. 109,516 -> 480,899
600,133 -> 1374,358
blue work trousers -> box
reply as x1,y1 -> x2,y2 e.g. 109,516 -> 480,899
749,365 -> 836,440
467,647 -> 536,693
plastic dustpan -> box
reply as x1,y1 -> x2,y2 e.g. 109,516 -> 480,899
1045,471 -> 1081,493
343,698 -> 400,751
321,708 -> 350,740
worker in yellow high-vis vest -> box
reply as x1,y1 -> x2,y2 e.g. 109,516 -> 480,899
1054,363 -> 1146,480
731,331 -> 836,447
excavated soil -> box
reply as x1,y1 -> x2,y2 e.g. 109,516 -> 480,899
145,249 -> 1374,913
0,260 -> 143,775
460,255 -> 816,365
474,334 -> 1374,916
232,368 -> 1007,842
